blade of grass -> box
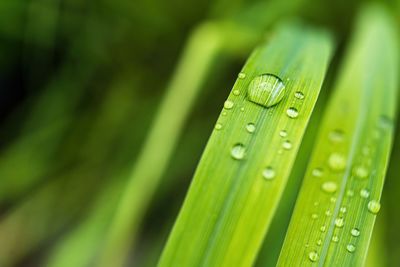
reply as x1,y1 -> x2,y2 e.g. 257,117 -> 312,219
159,22 -> 333,267
277,4 -> 399,266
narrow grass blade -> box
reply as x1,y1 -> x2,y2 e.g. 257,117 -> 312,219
277,5 -> 399,266
159,22 -> 333,267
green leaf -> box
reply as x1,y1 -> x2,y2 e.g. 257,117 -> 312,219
159,22 -> 333,267
277,4 -> 399,266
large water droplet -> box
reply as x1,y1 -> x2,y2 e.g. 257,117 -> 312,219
231,144 -> 246,160
321,181 -> 338,193
224,100 -> 234,110
328,153 -> 347,172
247,74 -> 285,108
246,123 -> 256,133
263,167 -> 276,180
308,251 -> 319,262
351,228 -> 360,237
368,200 -> 381,214
286,107 -> 299,118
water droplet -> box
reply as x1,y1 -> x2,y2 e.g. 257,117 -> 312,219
329,130 -> 345,143
279,130 -> 287,137
320,225 -> 326,232
332,236 -> 339,242
247,74 -> 286,108
353,165 -> 369,179
314,201 -> 319,206
317,239 -> 322,246
231,144 -> 246,160
347,189 -> 354,197
328,153 -> 346,172
368,200 -> 381,214
286,107 -> 299,118
330,197 -> 337,203
351,228 -> 360,237
233,90 -> 240,96
215,123 -> 222,130
294,91 -> 305,100
346,244 -> 356,253
224,100 -> 234,110
246,123 -> 256,133
340,207 -> 347,213
238,72 -> 246,79
325,210 -> 332,217
335,218 -> 344,228
263,167 -> 276,180
222,111 -> 227,116
240,107 -> 245,112
282,140 -> 292,150
311,213 -> 319,220
360,189 -> 370,199
321,181 -> 338,194
312,168 -> 323,177
308,251 -> 319,262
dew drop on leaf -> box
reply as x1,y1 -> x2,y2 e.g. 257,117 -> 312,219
224,100 -> 234,109
238,72 -> 246,79
360,188 -> 370,199
308,251 -> 319,262
282,140 -> 292,150
329,129 -> 345,143
286,107 -> 299,118
346,244 -> 356,253
335,217 -> 344,228
312,168 -> 323,177
321,181 -> 338,193
368,200 -> 381,214
328,153 -> 346,171
294,91 -> 305,100
262,167 -> 276,180
215,123 -> 222,130
351,228 -> 360,237
279,130 -> 288,137
246,123 -> 256,133
247,74 -> 286,107
231,144 -> 246,160
353,165 -> 369,179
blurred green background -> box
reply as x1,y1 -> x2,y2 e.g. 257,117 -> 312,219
0,0 -> 399,266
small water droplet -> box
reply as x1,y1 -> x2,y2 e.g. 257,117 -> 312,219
330,197 -> 337,203
347,189 -> 354,197
351,228 -> 360,237
286,107 -> 299,118
353,165 -> 369,179
360,189 -> 370,199
263,167 -> 276,180
233,90 -> 240,96
238,72 -> 246,79
346,244 -> 356,253
314,201 -> 319,206
332,236 -> 339,242
294,91 -> 305,100
329,129 -> 345,143
246,123 -> 256,133
368,200 -> 381,214
222,111 -> 227,116
279,130 -> 287,137
308,251 -> 319,262
340,207 -> 347,213
282,140 -> 292,150
247,74 -> 286,108
317,239 -> 322,246
311,213 -> 319,220
240,107 -> 245,112
335,218 -> 344,228
312,168 -> 323,177
325,210 -> 332,217
321,181 -> 338,193
328,153 -> 347,172
215,123 -> 223,130
224,100 -> 234,110
320,225 -> 326,232
231,144 -> 246,160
